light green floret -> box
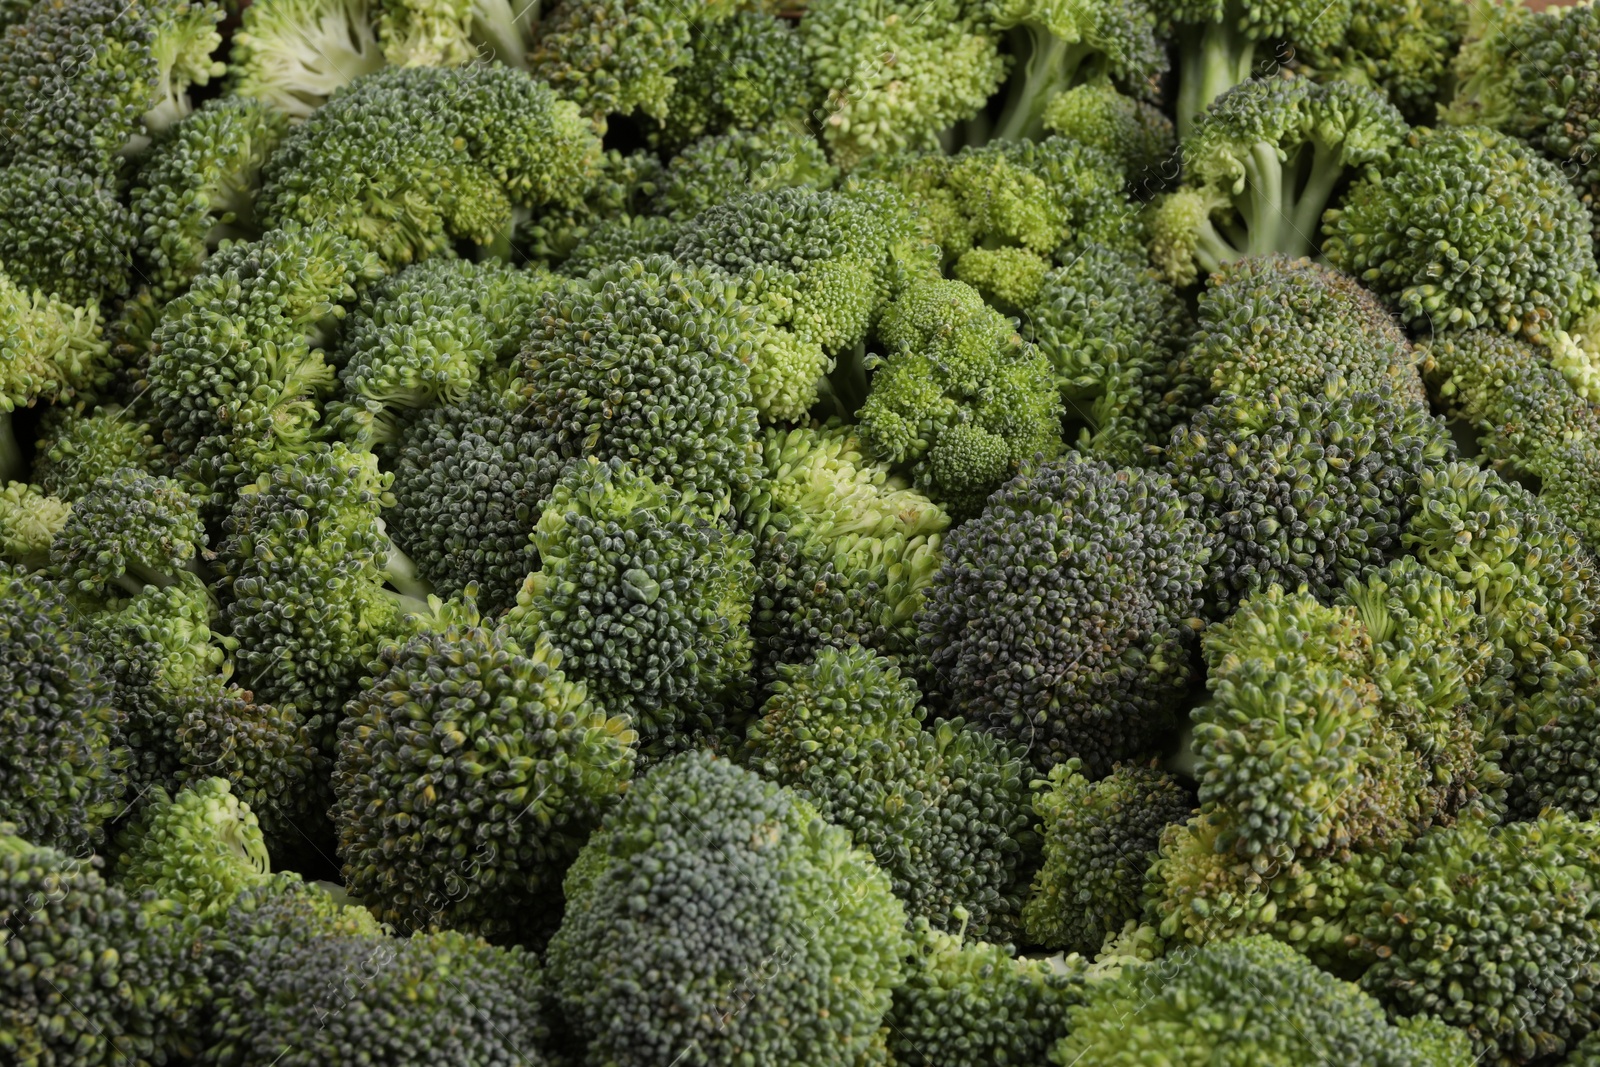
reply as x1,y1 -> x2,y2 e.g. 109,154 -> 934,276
31,405 -> 164,502
0,482 -> 70,570
51,469 -> 205,597
506,457 -> 756,744
651,126 -> 838,223
113,777 -> 272,921
1042,79 -> 1177,178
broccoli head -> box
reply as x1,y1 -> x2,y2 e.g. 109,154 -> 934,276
111,777 -> 272,921
1296,0 -> 1467,122
1041,79 -> 1177,179
50,468 -> 205,598
0,482 -> 69,570
30,405 -> 164,503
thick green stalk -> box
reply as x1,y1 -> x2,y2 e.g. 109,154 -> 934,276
992,30 -> 1091,144
1177,22 -> 1258,141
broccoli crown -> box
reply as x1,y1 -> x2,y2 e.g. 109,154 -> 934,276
1354,811 -> 1600,1065
746,645 -> 1034,939
1021,242 -> 1201,463
169,680 -> 328,857
258,63 -> 600,266
748,423 -> 949,682
0,160 -> 136,308
374,0 -> 476,66
228,0 -> 387,120
505,457 -> 756,742
519,256 -> 762,519
334,608 -> 634,942
646,10 -> 817,150
547,751 -> 908,1067
1404,461 -> 1600,694
1053,934 -> 1473,1065
144,222 -> 385,468
1504,660 -> 1600,821
801,0 -> 1007,169
1041,79 -> 1177,179
0,481 -> 69,569
1296,0 -> 1465,121
208,926 -> 552,1067
983,0 -> 1168,142
1023,758 -> 1196,954
650,126 -> 838,223
888,919 -> 1087,1067
1423,329 -> 1600,552
0,830 -> 207,1067
112,777 -> 272,921
31,405 -> 163,503
0,271 -> 113,415
1168,384 -> 1453,615
858,278 -> 1064,517
1325,124 -> 1600,341
386,380 -> 564,615
510,145 -> 665,267
918,453 -> 1209,775
0,566 -> 124,854
51,468 -> 204,597
128,96 -> 291,309
1191,254 -> 1424,402
216,444 -> 407,726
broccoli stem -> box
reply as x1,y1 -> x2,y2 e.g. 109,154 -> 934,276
470,0 -> 541,68
992,29 -> 1093,144
1288,142 -> 1343,254
1176,22 -> 1258,141
1242,140 -> 1287,255
383,541 -> 435,602
0,414 -> 18,484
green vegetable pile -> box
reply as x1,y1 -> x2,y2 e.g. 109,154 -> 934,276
9,0 -> 1600,1063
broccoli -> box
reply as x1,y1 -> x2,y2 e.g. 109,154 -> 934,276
801,0 -> 1007,169
229,0 -> 388,119
888,916 -> 1087,1067
1167,383 -> 1453,615
547,751 -> 909,1067
1041,79 -> 1178,180
857,278 -> 1064,517
745,645 -> 1035,939
0,566 -> 125,855
257,64 -> 601,267
509,146 -> 666,268
0,829 -> 211,1067
1353,811 -> 1600,1065
0,481 -> 70,570
112,777 -> 273,920
504,457 -> 755,747
1019,242 -> 1200,463
333,605 -> 634,943
1504,660 -> 1600,822
1149,76 -> 1407,285
1188,254 -> 1425,402
648,126 -> 838,223
1023,758 -> 1195,954
1053,934 -> 1473,1065
30,405 -> 164,502
917,453 -> 1209,774
1324,124 -> 1600,341
1295,0 -> 1467,122
748,422 -> 949,682
50,469 -> 205,597
982,0 -> 1167,144
518,256 -> 762,519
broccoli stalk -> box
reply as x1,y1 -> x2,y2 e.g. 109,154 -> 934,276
469,0 -> 542,67
1175,19 -> 1260,140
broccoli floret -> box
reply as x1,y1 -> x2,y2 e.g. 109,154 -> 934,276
1353,811 -> 1600,1065
888,917 -> 1087,1067
112,777 -> 272,920
258,64 -> 601,267
1190,254 -> 1425,402
50,469 -> 205,597
917,453 -> 1209,775
510,146 -> 665,268
1404,461 -> 1600,694
0,829 -> 210,1067
334,606 -> 634,943
1296,0 -> 1467,122
0,273 -> 112,482
126,97 -> 291,316
504,457 -> 756,746
0,567 -> 124,854
206,926 -> 553,1066
982,0 -> 1167,143
801,0 -> 1007,169
1020,243 -> 1201,463
748,422 -> 949,682
1423,330 -> 1600,552
0,161 -> 136,309
645,10 -> 817,150
1503,659 -> 1600,821
228,0 -> 387,119
1052,934 -> 1473,1065
745,645 -> 1035,939
386,379 -> 563,615
1324,124 -> 1600,341
1152,77 -> 1408,283
518,256 -> 762,519
1168,0 -> 1357,137
649,126 -> 838,222
858,278 -> 1064,517
0,482 -> 70,570
1042,79 -> 1178,179
1167,384 -> 1453,615
31,405 -> 164,502
547,751 -> 909,1067
1023,758 -> 1196,954
375,0 -> 475,66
